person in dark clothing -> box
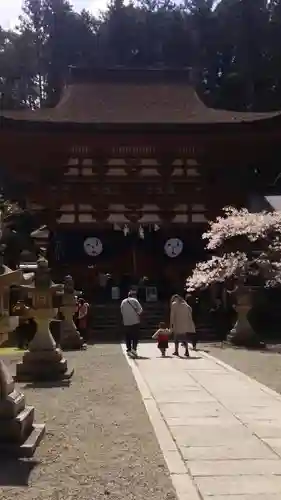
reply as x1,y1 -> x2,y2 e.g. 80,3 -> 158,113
27,318 -> 37,344
77,298 -> 90,342
16,318 -> 37,349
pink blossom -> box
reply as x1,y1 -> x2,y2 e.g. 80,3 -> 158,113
186,253 -> 248,291
203,207 -> 281,250
186,206 -> 281,292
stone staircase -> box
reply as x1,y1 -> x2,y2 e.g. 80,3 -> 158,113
90,302 -> 165,340
90,302 -> 216,342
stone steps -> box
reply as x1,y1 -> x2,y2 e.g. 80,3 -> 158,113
90,303 -> 216,341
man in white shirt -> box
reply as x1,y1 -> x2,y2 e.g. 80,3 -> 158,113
121,290 -> 143,357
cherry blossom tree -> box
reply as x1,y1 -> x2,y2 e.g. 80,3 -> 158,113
186,207 -> 281,347
186,207 -> 281,292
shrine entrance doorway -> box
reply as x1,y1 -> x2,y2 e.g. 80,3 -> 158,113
48,226 -> 205,300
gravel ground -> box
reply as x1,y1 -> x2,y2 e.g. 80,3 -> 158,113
202,342 -> 281,394
1,344 -> 176,500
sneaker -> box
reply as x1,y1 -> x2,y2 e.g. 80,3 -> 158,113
173,352 -> 179,356
185,351 -> 190,357
131,349 -> 138,358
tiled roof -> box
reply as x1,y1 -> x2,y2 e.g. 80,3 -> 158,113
1,68 -> 280,125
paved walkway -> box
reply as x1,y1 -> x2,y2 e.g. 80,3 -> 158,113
124,343 -> 281,500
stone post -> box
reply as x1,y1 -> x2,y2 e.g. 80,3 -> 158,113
0,359 -> 45,456
15,257 -> 74,381
60,275 -> 86,350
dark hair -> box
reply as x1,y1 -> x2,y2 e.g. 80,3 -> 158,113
158,321 -> 166,329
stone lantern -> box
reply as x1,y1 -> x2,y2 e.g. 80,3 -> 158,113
15,257 -> 74,381
60,275 -> 85,350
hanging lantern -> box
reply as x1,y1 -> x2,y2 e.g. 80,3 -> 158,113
139,225 -> 144,239
123,225 -> 129,236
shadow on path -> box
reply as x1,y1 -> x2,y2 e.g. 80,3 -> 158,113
0,458 -> 39,486
23,379 -> 71,390
176,355 -> 202,360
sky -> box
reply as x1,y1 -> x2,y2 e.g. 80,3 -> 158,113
0,0 -> 106,30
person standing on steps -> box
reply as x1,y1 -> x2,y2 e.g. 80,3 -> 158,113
121,290 -> 143,357
77,298 -> 89,343
170,294 -> 196,357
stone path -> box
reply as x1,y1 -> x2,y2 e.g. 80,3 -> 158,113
125,342 -> 281,500
203,343 -> 281,395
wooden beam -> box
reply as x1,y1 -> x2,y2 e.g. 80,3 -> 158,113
28,189 -> 205,206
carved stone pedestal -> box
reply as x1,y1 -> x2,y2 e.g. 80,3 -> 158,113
0,360 -> 45,457
227,288 -> 265,348
59,275 -> 86,350
16,347 -> 73,382
60,318 -> 85,350
15,258 -> 74,382
15,316 -> 74,381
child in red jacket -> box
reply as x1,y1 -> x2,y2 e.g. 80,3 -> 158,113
152,322 -> 170,357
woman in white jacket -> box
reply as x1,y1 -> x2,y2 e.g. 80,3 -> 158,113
170,295 -> 196,357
